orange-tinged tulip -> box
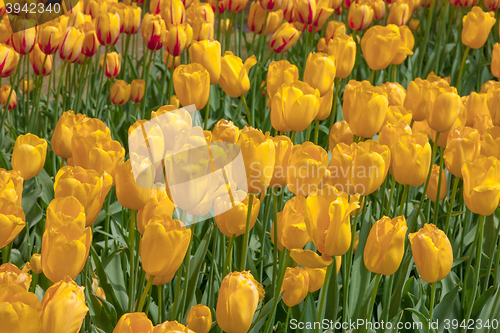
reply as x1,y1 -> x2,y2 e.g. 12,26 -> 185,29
426,164 -> 447,202
96,12 -> 121,46
11,134 -> 47,180
113,313 -> 153,333
281,267 -> 309,306
234,127 -> 275,193
271,81 -> 320,132
154,320 -> 193,332
130,79 -> 146,103
343,80 -> 389,138
424,84 -> 462,134
212,119 -> 240,143
287,142 -> 328,196
186,304 -> 211,333
54,165 -> 113,226
391,25 -> 415,65
110,80 -> 131,106
46,196 -> 86,231
266,60 -> 299,99
164,24 -> 193,56
59,27 -> 85,63
41,224 -> 92,283
0,85 -> 17,110
40,276 -> 88,333
0,262 -> 31,290
361,24 -> 410,70
137,189 -> 176,235
115,159 -> 152,211
303,52 -> 336,97
328,140 -> 390,195
481,126 -> 500,160
380,82 -> 406,106
51,110 -> 86,159
100,52 -> 122,78
0,169 -> 23,206
0,44 -> 19,78
492,43 -> 500,78
462,6 -> 496,49
269,135 -> 293,188
304,189 -> 360,257
404,78 -> 432,121
304,267 -> 327,292
0,284 -> 42,332
409,223 -> 453,283
443,127 -> 480,178
163,51 -> 182,69
29,44 -> 53,77
378,120 -> 412,151
269,22 -> 301,53
173,63 -> 210,110
329,120 -> 353,151
215,191 -> 261,237
326,33 -> 356,79
364,216 -> 407,275
391,133 -> 432,187
30,254 -> 42,274
189,41 -> 221,86
387,0 -> 413,26
348,1 -> 374,30
216,271 -> 264,333
219,51 -> 257,98
271,195 -> 311,250
140,215 -> 191,280
462,155 -> 500,216
38,25 -> 61,55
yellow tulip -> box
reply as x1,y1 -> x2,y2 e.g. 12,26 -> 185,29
100,52 -> 122,78
54,166 -> 113,227
164,24 -> 193,56
10,22 -> 37,55
216,271 -> 264,333
287,142 -> 328,196
161,0 -> 186,29
113,313 -> 153,333
247,2 -> 283,35
378,121 -> 412,152
409,223 -> 453,283
303,52 -> 336,97
189,39 -> 221,84
0,85 -> 17,110
38,25 -> 62,55
462,6 -> 496,49
11,134 -> 47,180
41,223 -> 92,283
40,276 -> 89,333
391,25 -> 415,65
425,83 -> 462,133
137,189 -> 175,235
404,78 -> 432,121
130,79 -> 146,103
0,169 -> 23,206
212,119 -> 240,143
124,4 -> 142,34
462,155 -> 500,216
426,164 -> 447,202
266,60 -> 299,99
29,44 -> 53,77
304,267 -> 327,292
492,43 -> 500,78
269,135 -> 293,188
30,254 -> 42,274
191,17 -> 214,41
443,127 -> 480,178
312,0 -> 334,31
387,0 -> 413,26
214,191 -> 261,237
46,196 -> 86,231
364,216 -> 407,275
219,51 -> 257,98
281,267 -> 309,307
173,63 -> 210,110
186,304 -> 212,333
269,22 -> 301,53
391,133 -> 432,187
326,33 -> 356,79
380,82 -> 406,106
294,0 -> 316,24
59,27 -> 85,63
343,80 -> 389,138
140,215 -> 191,279
361,24 -> 410,70
271,195 -> 311,251
0,284 -> 42,333
154,320 -> 193,332
304,189 -> 360,257
96,12 -> 121,46
0,44 -> 19,79
348,1 -> 374,31
0,262 -> 32,291
110,80 -> 131,106
329,120 -> 354,151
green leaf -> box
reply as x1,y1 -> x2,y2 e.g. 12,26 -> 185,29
434,284 -> 459,331
37,168 -> 54,206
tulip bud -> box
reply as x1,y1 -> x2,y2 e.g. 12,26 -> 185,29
219,51 -> 257,98
426,164 -> 447,202
29,44 -> 53,77
173,63 -> 210,110
326,33 -> 356,79
364,216 -> 407,275
409,18 -> 420,32
96,12 -> 121,46
215,191 -> 261,237
443,127 -> 480,178
38,25 -> 61,54
409,224 -> 453,283
30,254 -> 42,274
270,196 -> 311,250
0,85 -> 17,110
329,120 -> 353,151
164,24 -> 193,56
110,80 -> 131,106
186,304 -> 212,333
116,159 -> 152,210
100,52 -> 122,78
348,1 -> 374,30
462,155 -> 500,216
124,4 -> 142,34
130,79 -> 146,103
0,262 -> 32,290
391,133 -> 432,187
141,13 -> 167,50
0,44 -> 20,78
11,134 -> 47,180
462,6 -> 496,49
303,52 -> 336,96
189,39 -> 221,84
269,22 -> 301,53
59,27 -> 85,63
425,83 -> 462,133
281,267 -> 309,306
113,313 -> 153,333
19,79 -> 34,94
216,271 -> 264,333
212,119 -> 240,143
492,43 -> 500,78
343,80 -> 389,138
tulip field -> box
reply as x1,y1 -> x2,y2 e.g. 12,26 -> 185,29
3,0 -> 500,332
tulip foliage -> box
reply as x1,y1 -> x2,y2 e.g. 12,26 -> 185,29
2,0 -> 500,332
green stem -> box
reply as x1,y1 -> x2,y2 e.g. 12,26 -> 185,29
158,286 -> 163,324
128,209 -> 136,312
365,274 -> 382,328
444,176 -> 459,236
316,263 -> 334,333
416,0 -> 437,77
171,265 -> 183,320
386,176 -> 396,215
369,69 -> 375,84
398,185 -> 409,216
427,282 -> 437,333
241,94 -> 252,127
223,235 -> 235,278
285,306 -> 292,333
456,46 -> 470,94
465,214 -> 485,321
204,93 -> 210,130
433,149 -> 444,225
328,78 -> 342,132
239,193 -> 254,271
314,119 -> 320,144
137,275 -> 155,312
264,250 -> 290,333
160,53 -> 170,106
